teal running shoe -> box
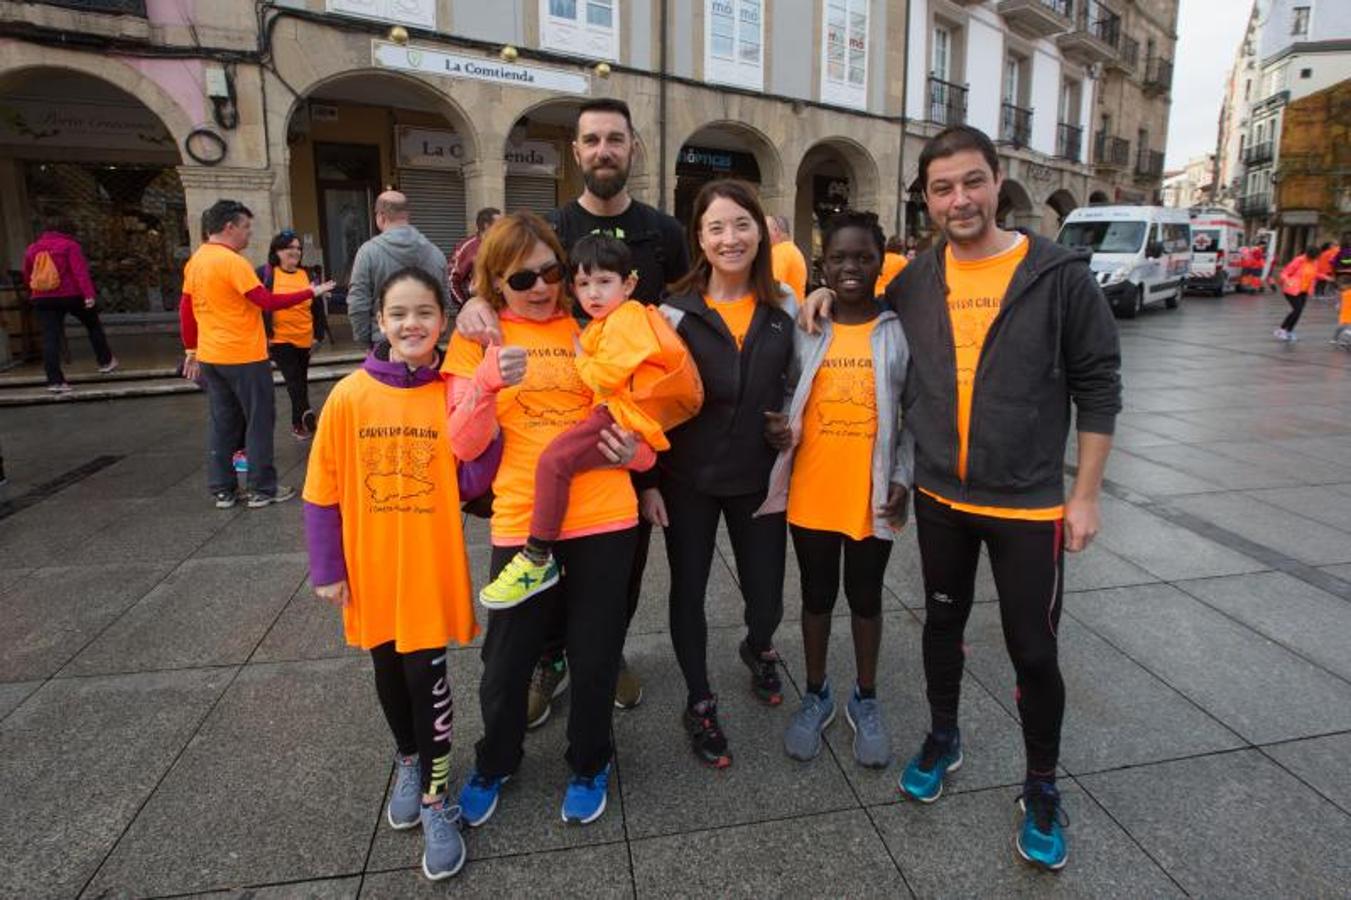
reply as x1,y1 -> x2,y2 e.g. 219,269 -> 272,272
1017,780 -> 1069,871
898,730 -> 962,802
562,762 -> 611,824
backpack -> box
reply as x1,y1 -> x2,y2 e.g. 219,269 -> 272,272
28,250 -> 60,292
632,305 -> 703,431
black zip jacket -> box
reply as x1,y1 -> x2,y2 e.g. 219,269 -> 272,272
657,289 -> 795,496
889,232 -> 1121,510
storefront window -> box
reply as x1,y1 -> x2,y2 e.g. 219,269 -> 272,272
706,0 -> 763,91
540,0 -> 618,61
822,0 -> 868,109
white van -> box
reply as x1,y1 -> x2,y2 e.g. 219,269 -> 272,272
1056,206 -> 1193,318
1187,207 -> 1244,296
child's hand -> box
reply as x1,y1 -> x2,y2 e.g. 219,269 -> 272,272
764,411 -> 792,450
315,579 -> 350,608
497,346 -> 527,386
596,425 -> 638,467
879,482 -> 909,528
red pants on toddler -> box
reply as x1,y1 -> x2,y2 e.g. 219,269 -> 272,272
529,406 -> 617,542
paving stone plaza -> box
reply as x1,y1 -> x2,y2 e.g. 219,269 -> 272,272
3,291 -> 1351,898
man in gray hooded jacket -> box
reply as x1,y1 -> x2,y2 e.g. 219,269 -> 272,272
345,191 -> 447,346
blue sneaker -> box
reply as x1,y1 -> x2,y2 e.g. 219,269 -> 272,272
1017,781 -> 1069,871
419,800 -> 466,881
458,769 -> 509,827
898,730 -> 963,802
561,762 -> 610,824
783,681 -> 836,761
845,688 -> 892,769
387,753 -> 421,830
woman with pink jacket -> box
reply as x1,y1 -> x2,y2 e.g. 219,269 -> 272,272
21,217 -> 118,393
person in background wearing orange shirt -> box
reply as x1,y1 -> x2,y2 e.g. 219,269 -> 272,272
479,233 -> 699,609
801,126 -> 1121,872
179,200 -> 334,509
760,211 -> 913,769
768,214 -> 808,301
304,267 -> 475,881
1274,246 -> 1321,342
876,234 -> 909,297
1314,240 -> 1338,300
259,230 -> 322,440
444,212 -> 644,830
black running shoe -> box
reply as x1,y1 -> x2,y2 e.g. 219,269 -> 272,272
739,639 -> 783,706
683,696 -> 731,768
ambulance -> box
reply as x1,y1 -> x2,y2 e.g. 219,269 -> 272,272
1187,207 -> 1243,295
1056,206 -> 1192,319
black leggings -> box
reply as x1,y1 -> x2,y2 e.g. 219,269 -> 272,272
268,342 -> 312,427
790,525 -> 893,618
370,642 -> 453,795
662,483 -> 786,705
477,527 -> 637,778
1281,292 -> 1308,332
914,491 -> 1065,775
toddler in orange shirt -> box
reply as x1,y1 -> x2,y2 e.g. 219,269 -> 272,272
480,234 -> 701,609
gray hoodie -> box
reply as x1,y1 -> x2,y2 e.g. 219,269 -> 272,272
346,224 -> 448,345
756,309 -> 915,539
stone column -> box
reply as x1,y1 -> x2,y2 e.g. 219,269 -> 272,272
177,165 -> 282,259
462,158 -> 507,221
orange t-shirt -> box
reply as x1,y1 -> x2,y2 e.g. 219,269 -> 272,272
302,370 -> 477,652
183,242 -> 267,365
578,299 -> 667,450
270,267 -> 313,349
442,315 -> 638,544
787,319 -> 879,540
922,236 -> 1063,522
707,294 -> 756,349
1281,257 -> 1318,295
772,241 -> 809,301
876,252 -> 909,297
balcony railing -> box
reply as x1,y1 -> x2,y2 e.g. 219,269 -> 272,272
1244,141 -> 1274,166
1239,192 -> 1271,217
1115,35 -> 1139,70
1144,56 -> 1173,93
1135,148 -> 1165,178
997,0 -> 1073,39
36,0 -> 146,12
1095,132 -> 1131,169
1091,8 -> 1121,49
1057,5 -> 1121,65
1000,103 -> 1034,148
1056,122 -> 1083,162
928,76 -> 969,126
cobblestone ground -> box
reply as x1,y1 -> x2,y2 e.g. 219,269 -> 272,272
2,291 -> 1350,898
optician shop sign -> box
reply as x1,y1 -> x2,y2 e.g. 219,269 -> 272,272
373,41 -> 590,95
397,126 -> 561,177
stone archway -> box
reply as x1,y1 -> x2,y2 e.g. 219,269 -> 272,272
792,137 -> 883,255
997,179 -> 1037,231
1089,189 -> 1111,205
1045,188 -> 1079,235
672,120 -> 784,226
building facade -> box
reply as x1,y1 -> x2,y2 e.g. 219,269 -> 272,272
1160,153 -> 1215,209
1275,79 -> 1351,255
902,0 -> 1177,240
0,0 -> 914,320
1231,0 -> 1351,254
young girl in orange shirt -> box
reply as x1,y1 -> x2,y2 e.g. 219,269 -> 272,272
303,267 -> 477,882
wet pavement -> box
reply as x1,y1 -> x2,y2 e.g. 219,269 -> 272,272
1,290 -> 1349,898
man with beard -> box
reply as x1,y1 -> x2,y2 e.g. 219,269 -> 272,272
456,97 -> 689,724
802,125 -> 1121,872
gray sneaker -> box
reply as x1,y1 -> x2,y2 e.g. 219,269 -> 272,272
419,801 -> 466,881
246,484 -> 296,508
387,754 -> 421,830
846,688 -> 892,768
784,681 -> 836,761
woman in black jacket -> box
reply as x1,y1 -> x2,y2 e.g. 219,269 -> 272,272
646,179 -> 795,768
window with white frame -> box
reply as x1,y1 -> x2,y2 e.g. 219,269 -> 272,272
706,0 -> 763,90
1291,6 -> 1310,37
932,24 -> 952,81
539,0 -> 619,61
821,0 -> 869,109
328,0 -> 435,29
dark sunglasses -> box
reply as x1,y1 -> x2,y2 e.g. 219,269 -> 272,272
505,261 -> 565,292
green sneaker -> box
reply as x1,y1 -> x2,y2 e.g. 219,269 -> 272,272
480,551 -> 560,610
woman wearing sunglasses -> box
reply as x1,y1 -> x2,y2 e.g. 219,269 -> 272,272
442,211 -> 644,827
259,230 -> 324,439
